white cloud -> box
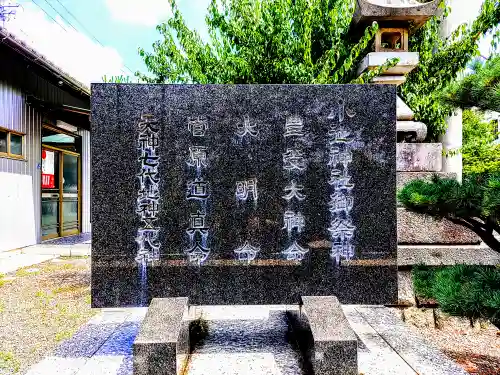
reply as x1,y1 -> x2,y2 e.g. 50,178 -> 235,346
3,2 -> 126,86
105,0 -> 172,26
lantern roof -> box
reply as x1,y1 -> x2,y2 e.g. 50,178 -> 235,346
351,0 -> 441,31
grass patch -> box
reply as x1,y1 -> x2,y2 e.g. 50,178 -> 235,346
0,276 -> 7,287
412,264 -> 500,324
52,285 -> 87,295
41,263 -> 78,273
84,294 -> 91,305
15,268 -> 40,277
54,330 -> 74,343
0,351 -> 21,374
412,264 -> 440,299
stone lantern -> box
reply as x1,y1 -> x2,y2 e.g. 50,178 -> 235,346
352,0 -> 485,306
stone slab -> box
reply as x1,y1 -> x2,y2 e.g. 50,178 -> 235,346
397,143 -> 442,172
189,312 -> 304,375
54,323 -> 121,358
74,356 -> 125,375
133,297 -> 189,375
91,84 -> 398,307
25,357 -> 89,375
398,208 -> 480,245
397,270 -> 415,306
396,171 -> 457,191
397,121 -> 427,142
357,52 -> 419,76
355,306 -> 468,375
398,245 -> 500,266
289,296 -> 358,375
341,306 -> 416,375
396,96 -> 414,120
372,75 -> 406,85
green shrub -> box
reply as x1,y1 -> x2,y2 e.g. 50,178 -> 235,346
412,265 -> 500,323
412,264 -> 438,299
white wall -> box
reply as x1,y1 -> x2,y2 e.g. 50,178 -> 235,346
440,0 -> 489,182
0,172 -> 37,252
442,0 -> 494,56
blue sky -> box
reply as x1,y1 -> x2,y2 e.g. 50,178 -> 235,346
2,0 -> 210,84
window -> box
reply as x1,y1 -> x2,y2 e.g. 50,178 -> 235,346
0,127 -> 25,159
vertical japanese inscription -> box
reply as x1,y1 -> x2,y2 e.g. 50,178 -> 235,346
233,115 -> 260,261
282,115 -> 309,261
135,114 -> 161,264
327,111 -> 357,264
185,117 -> 210,265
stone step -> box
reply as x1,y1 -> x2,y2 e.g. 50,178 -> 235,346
398,244 -> 499,266
398,208 -> 480,245
397,143 -> 442,172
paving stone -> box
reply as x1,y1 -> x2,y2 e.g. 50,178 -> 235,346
25,357 -> 88,375
190,312 -> 304,375
54,323 -> 121,358
95,322 -> 140,356
342,306 -> 416,375
188,353 -> 281,375
125,308 -> 148,322
74,355 -> 124,375
356,306 -> 468,375
88,309 -> 131,325
116,355 -> 133,375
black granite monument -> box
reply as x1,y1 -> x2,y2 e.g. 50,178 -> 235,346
91,84 -> 396,308
91,84 -> 396,375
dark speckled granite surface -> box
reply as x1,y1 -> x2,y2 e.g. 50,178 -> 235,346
91,84 -> 397,307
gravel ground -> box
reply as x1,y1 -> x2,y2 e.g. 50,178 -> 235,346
396,308 -> 500,375
0,257 -> 96,375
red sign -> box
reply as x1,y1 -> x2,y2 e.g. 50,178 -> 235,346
42,174 -> 55,189
41,149 -> 55,189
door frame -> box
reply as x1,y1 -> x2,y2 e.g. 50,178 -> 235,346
41,141 -> 82,240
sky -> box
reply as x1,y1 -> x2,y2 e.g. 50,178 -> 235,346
0,0 -> 211,85
0,0 -> 497,87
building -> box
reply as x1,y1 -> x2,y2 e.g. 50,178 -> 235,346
0,26 -> 91,252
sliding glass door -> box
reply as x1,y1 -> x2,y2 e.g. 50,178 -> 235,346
41,147 -> 80,240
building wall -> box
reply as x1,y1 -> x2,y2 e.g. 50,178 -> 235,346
78,128 -> 92,233
0,79 -> 43,247
0,45 -> 90,249
441,0 -> 485,39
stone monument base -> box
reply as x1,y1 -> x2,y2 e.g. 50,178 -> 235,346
288,296 -> 358,375
133,298 -> 190,375
133,296 -> 358,375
